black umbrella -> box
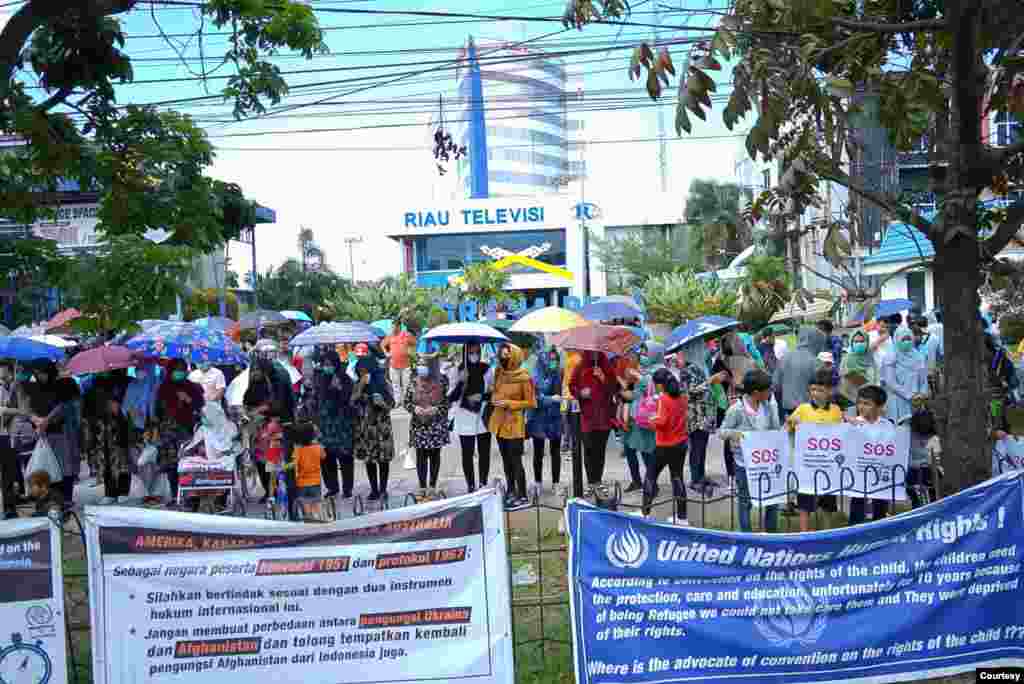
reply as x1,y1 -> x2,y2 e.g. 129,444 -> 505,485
238,309 -> 289,331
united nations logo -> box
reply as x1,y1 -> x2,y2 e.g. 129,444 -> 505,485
25,605 -> 53,628
753,579 -> 828,647
605,525 -> 649,569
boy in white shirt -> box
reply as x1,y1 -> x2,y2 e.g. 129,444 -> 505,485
846,385 -> 894,525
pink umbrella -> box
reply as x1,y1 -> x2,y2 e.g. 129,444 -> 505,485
46,308 -> 82,331
65,345 -> 139,376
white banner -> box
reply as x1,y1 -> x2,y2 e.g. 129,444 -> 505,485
0,517 -> 68,684
738,430 -> 791,506
85,490 -> 513,684
847,423 -> 909,501
794,423 -> 849,496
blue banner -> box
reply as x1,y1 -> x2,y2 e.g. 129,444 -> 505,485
566,472 -> 1024,684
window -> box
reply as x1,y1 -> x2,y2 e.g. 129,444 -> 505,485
995,112 -> 1021,148
762,169 -> 771,189
907,271 -> 926,313
413,230 -> 567,272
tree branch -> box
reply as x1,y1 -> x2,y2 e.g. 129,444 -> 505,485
983,202 -> 1024,259
831,17 -> 949,33
38,86 -> 71,112
799,259 -> 851,291
817,164 -> 935,239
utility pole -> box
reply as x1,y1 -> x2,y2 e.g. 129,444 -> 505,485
343,236 -> 363,282
654,2 -> 668,193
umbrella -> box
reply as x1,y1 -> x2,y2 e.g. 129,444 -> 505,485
45,308 -> 81,331
30,335 -> 75,348
253,338 -> 280,353
552,324 -> 640,355
289,321 -> 381,347
581,298 -> 643,322
371,319 -> 394,336
423,322 -> 509,345
664,315 -> 740,354
510,306 -> 587,334
125,322 -> 247,365
11,324 -> 46,338
757,323 -> 792,337
478,318 -> 515,331
193,316 -> 235,332
850,298 -> 915,323
238,309 -> 289,330
0,336 -> 66,362
280,310 -> 313,323
65,346 -> 139,375
622,325 -> 650,342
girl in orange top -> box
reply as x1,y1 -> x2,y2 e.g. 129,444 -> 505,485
643,368 -> 689,523
288,422 -> 325,519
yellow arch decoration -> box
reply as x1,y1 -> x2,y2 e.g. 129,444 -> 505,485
449,255 -> 574,285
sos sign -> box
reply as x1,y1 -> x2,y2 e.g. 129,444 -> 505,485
750,448 -> 782,465
805,437 -> 843,451
862,441 -> 896,458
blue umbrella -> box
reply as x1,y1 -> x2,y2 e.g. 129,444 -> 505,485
289,322 -> 381,347
581,299 -> 643,322
665,315 -> 740,354
851,299 -> 915,323
125,322 -> 247,365
193,316 -> 235,332
0,336 -> 65,362
281,310 -> 313,323
371,319 -> 394,336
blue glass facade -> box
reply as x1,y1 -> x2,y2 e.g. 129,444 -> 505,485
413,229 -> 567,273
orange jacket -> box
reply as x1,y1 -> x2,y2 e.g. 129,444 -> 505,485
293,444 -> 325,487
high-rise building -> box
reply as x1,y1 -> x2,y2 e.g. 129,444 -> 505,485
452,38 -> 585,198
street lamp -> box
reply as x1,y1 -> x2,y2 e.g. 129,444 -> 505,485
343,236 -> 363,282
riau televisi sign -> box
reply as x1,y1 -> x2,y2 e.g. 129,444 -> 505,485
404,206 -> 546,229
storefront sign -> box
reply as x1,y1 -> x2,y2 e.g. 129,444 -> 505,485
404,206 -> 545,229
0,517 -> 69,684
85,490 -> 513,684
566,472 -> 1024,684
32,204 -> 100,250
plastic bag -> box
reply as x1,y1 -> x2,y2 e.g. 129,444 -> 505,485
25,438 -> 62,483
137,445 -> 158,468
993,437 -> 1024,475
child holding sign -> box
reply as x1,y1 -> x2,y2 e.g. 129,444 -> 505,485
786,368 -> 842,532
846,385 -> 894,525
719,369 -> 782,533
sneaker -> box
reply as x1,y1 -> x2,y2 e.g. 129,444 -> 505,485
99,496 -> 116,505
503,495 -> 518,511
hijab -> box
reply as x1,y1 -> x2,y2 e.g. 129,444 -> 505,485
532,347 -> 562,395
841,330 -> 874,379
316,350 -> 352,404
887,326 -> 924,396
355,356 -> 393,405
122,361 -> 161,430
675,339 -> 710,382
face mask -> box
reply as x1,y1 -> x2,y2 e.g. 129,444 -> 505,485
468,354 -> 480,364
198,363 -> 211,372
897,340 -> 914,352
16,372 -> 30,383
548,360 -> 558,371
639,356 -> 655,368
172,371 -> 186,382
322,366 -> 336,376
851,342 -> 867,354
416,366 -> 429,378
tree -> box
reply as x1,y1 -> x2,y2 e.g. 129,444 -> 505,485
185,288 -> 240,321
642,271 -> 739,327
225,270 -> 240,289
570,0 -> 1024,492
591,228 -> 697,289
685,179 -> 752,270
458,263 -> 514,312
62,236 -> 194,334
326,275 -> 438,333
0,236 -> 70,326
0,1 -> 323,247
736,254 -> 792,330
252,258 -> 347,316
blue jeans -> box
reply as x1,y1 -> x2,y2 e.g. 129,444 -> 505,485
736,465 -> 779,532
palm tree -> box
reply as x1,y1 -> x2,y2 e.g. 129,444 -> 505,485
684,179 -> 752,270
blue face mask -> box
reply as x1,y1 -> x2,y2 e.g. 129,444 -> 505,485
897,339 -> 914,353
322,366 -> 336,376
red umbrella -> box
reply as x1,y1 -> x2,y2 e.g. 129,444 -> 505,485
46,308 -> 81,331
65,345 -> 140,376
551,324 -> 640,355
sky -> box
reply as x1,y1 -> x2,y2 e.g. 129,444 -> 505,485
4,0 -> 747,282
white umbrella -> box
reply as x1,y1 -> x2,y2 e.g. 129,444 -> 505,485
31,335 -> 75,348
225,363 -> 301,408
423,322 -> 509,345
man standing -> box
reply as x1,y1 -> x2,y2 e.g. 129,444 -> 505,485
773,326 -> 827,422
382,321 -> 416,400
816,320 -> 843,388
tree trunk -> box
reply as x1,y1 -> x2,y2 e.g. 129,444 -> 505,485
932,237 -> 990,493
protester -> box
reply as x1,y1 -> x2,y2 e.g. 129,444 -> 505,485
352,355 -> 395,501
122,361 -> 161,431
846,384 -> 893,525
311,350 -> 355,499
28,470 -> 62,518
188,360 -> 227,403
28,361 -> 81,503
786,368 -> 843,532
0,365 -> 20,518
448,343 -> 493,493
562,350 -> 583,456
527,347 -> 564,494
381,321 -> 416,400
774,326 -> 828,423
839,330 -> 877,405
156,359 -> 204,501
8,382 -> 36,510
719,369 -> 781,532
667,342 -> 715,493
252,403 -> 283,503
289,421 -> 325,519
570,351 -> 617,488
905,408 -> 942,508
709,336 -> 743,482
83,368 -> 132,504
758,331 -> 778,374
642,368 -> 688,524
879,326 -> 929,423
488,344 -> 536,510
817,320 -> 843,387
404,352 -> 450,493
622,344 -> 663,495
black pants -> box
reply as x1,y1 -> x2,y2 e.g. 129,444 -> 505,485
848,497 -> 889,525
103,451 -> 130,499
459,433 -> 492,491
688,430 -> 709,484
416,448 -> 442,489
255,461 -> 271,499
321,447 -> 353,497
645,442 -> 688,519
0,436 -> 18,517
532,437 -> 561,484
366,461 -> 390,495
497,438 -> 527,499
582,429 -> 611,485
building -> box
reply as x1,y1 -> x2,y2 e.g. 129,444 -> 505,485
387,194 -> 686,306
452,37 -> 585,199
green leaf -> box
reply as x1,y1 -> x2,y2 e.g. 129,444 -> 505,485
675,98 -> 693,134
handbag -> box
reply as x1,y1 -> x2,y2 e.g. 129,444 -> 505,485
26,437 -> 63,483
635,382 -> 659,431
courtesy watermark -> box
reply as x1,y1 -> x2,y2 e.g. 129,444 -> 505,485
977,667 -> 1023,682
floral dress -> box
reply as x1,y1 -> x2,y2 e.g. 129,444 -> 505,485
352,391 -> 395,463
404,376 -> 451,450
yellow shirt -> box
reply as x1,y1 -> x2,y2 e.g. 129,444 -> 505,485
791,403 -> 843,425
